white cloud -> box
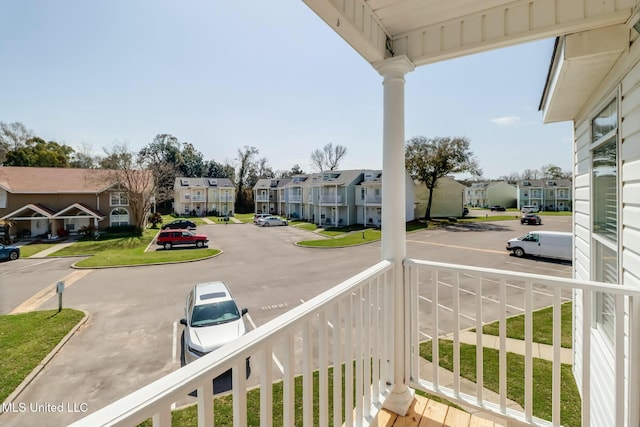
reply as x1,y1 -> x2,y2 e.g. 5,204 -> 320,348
491,116 -> 521,126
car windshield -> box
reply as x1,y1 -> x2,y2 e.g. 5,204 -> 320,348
190,301 -> 240,327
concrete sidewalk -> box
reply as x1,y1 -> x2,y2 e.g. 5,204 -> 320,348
444,330 -> 573,364
25,238 -> 81,258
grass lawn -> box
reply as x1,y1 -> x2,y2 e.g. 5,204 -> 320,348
291,221 -> 319,231
457,215 -> 520,223
160,215 -> 208,226
52,229 -> 220,267
297,229 -> 381,247
0,309 -> 85,402
233,213 -> 255,223
296,221 -> 430,247
480,302 -> 573,348
17,243 -> 52,258
420,340 -> 581,427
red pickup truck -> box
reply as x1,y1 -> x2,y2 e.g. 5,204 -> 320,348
156,229 -> 209,250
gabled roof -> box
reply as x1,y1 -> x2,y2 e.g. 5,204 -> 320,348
518,179 -> 571,188
2,203 -> 57,220
0,166 -> 132,194
54,203 -> 105,219
309,170 -> 364,186
174,177 -> 234,189
253,178 -> 291,190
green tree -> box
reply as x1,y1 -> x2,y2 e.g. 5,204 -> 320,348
235,146 -> 259,213
138,134 -> 183,209
204,160 -> 234,179
405,136 -> 481,220
99,143 -> 134,169
4,137 -> 75,167
178,142 -> 205,177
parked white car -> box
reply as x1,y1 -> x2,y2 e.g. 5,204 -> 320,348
180,281 -> 248,365
257,216 -> 288,227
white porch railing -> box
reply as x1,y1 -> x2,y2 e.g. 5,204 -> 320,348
320,195 -> 342,204
71,261 -> 395,427
404,258 -> 640,427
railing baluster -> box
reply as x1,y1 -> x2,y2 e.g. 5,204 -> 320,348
409,265 -> 418,386
232,358 -> 247,427
197,377 -> 214,427
260,345 -> 273,427
384,269 -> 394,388
319,311 -> 328,427
372,276 -> 381,403
345,293 -> 354,427
453,270 -> 460,398
475,275 -> 483,404
283,332 -> 295,427
525,281 -> 533,422
582,289 -> 591,427
355,288 -> 363,424
303,319 -> 313,427
363,281 -> 372,418
615,293 -> 625,427
333,302 -> 342,427
552,287 -> 561,427
432,269 -> 439,391
152,407 -> 171,427
499,278 -> 507,414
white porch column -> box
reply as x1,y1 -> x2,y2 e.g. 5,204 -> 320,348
375,55 -> 415,416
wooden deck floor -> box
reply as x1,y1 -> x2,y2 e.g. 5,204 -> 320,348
376,395 -> 504,427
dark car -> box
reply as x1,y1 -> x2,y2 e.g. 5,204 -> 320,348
490,205 -> 506,211
0,243 -> 20,261
162,219 -> 197,230
156,229 -> 209,250
521,213 -> 542,225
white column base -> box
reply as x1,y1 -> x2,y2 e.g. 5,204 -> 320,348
382,387 -> 415,416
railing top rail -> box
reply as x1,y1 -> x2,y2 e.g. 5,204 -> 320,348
70,260 -> 393,427
404,258 -> 640,296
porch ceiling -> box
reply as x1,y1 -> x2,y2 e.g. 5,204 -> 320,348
302,0 -> 636,66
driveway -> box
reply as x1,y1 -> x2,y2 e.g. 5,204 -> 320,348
0,217 -> 572,426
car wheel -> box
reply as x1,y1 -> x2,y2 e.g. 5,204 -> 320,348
195,240 -> 204,248
513,247 -> 525,257
164,242 -> 172,250
266,222 -> 271,227
284,222 -> 288,226
9,251 -> 18,261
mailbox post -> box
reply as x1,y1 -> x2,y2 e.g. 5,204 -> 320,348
56,281 -> 65,313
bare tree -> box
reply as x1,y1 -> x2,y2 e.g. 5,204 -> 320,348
310,142 -> 347,171
89,143 -> 155,228
0,121 -> 33,164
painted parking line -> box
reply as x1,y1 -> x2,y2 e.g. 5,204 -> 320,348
10,269 -> 93,314
407,239 -> 505,254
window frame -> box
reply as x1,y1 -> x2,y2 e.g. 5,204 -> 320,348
110,191 -> 129,207
589,95 -> 620,346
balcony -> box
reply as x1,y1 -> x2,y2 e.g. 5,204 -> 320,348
289,194 -> 302,203
71,259 -> 640,427
255,195 -> 270,202
319,195 -> 342,204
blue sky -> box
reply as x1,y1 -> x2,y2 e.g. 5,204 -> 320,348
0,1 -> 573,179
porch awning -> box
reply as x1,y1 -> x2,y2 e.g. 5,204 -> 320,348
2,202 -> 105,221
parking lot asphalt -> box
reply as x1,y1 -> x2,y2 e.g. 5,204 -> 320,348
0,216 -> 572,426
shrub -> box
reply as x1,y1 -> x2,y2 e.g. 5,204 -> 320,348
148,212 -> 163,228
105,225 -> 143,236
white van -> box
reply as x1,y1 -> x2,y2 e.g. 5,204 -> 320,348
521,205 -> 540,214
506,231 -> 572,261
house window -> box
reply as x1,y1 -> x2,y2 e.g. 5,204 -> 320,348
591,98 -> 619,344
110,192 -> 129,206
110,208 -> 129,226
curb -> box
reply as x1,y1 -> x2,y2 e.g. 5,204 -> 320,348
1,310 -> 90,408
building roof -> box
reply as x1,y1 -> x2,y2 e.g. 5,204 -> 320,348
518,179 -> 571,188
174,177 -> 234,189
253,178 -> 291,190
308,170 -> 364,186
0,166 -> 143,194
